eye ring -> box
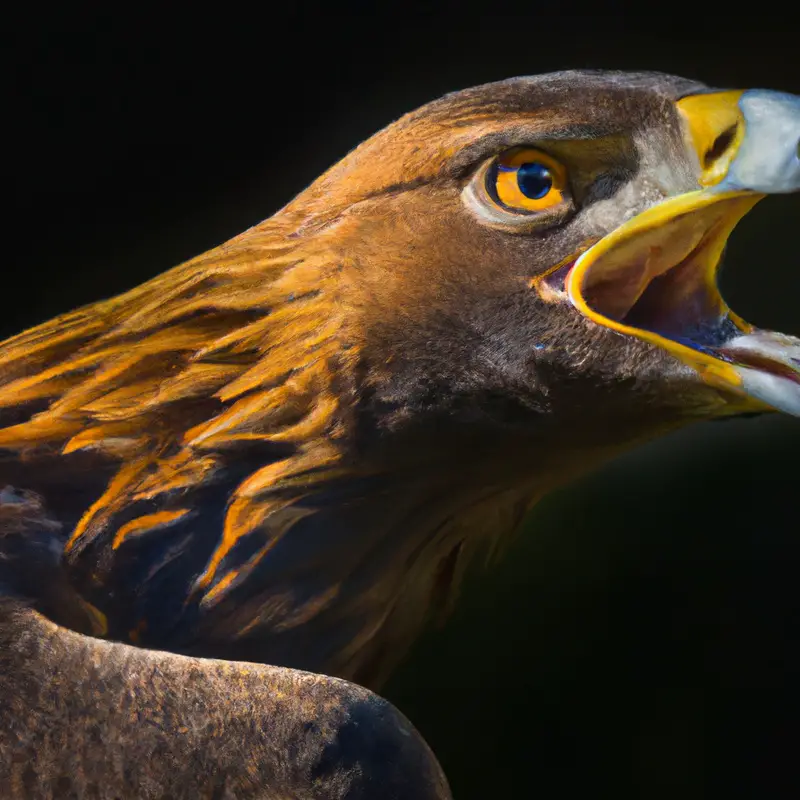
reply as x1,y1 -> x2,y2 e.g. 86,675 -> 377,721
488,148 -> 568,213
461,146 -> 574,233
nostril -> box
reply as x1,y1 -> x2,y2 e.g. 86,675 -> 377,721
703,123 -> 739,169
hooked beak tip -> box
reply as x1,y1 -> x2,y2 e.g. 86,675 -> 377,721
678,88 -> 800,195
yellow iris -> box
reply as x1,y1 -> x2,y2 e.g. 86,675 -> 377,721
492,148 -> 567,212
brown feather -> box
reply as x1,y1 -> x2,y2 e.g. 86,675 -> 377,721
0,71 -> 721,686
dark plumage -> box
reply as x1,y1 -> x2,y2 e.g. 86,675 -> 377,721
0,70 -> 797,796
0,492 -> 450,798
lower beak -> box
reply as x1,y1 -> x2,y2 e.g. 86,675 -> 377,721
567,88 -> 800,415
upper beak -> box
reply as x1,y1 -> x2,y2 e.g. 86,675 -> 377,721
567,88 -> 800,415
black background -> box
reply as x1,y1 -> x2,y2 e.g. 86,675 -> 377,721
7,7 -> 800,798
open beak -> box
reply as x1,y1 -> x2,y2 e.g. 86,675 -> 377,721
567,89 -> 800,415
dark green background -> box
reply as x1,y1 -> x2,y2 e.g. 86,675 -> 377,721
7,8 -> 799,797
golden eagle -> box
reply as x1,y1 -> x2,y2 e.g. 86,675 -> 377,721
1,71 -> 798,797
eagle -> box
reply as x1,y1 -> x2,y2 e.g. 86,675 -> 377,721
1,71 -> 798,797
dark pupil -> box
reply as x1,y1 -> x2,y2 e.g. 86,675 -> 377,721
517,162 -> 553,200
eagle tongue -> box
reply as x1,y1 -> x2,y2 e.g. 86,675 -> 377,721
717,330 -> 800,416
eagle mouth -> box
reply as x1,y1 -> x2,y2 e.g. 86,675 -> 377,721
565,190 -> 800,416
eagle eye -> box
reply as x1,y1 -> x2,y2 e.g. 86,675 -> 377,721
462,146 -> 574,231
489,148 -> 567,212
